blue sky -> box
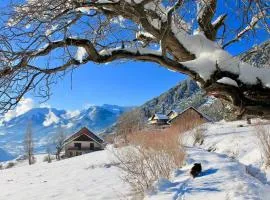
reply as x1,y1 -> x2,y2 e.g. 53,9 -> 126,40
30,62 -> 186,110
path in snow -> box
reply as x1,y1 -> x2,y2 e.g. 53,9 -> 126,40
146,147 -> 270,200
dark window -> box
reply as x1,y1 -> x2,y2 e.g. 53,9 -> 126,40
90,143 -> 94,150
74,143 -> 81,150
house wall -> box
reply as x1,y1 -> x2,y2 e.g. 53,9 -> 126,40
170,109 -> 207,132
65,141 -> 102,149
168,112 -> 178,120
149,119 -> 168,125
65,140 -> 103,158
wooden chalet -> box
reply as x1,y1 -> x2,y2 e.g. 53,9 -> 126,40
168,106 -> 212,130
64,127 -> 104,158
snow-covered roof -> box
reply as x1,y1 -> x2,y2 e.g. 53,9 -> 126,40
149,114 -> 169,121
167,109 -> 182,116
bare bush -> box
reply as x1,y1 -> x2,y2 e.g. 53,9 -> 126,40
53,127 -> 66,160
43,155 -> 55,163
116,110 -> 145,144
192,127 -> 205,146
24,122 -> 35,165
113,126 -> 185,194
255,126 -> 270,167
6,162 -> 15,169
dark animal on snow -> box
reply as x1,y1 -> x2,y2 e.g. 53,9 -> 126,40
190,163 -> 202,178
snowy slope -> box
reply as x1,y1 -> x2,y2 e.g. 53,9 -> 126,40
146,147 -> 270,200
186,120 -> 270,182
0,148 -> 133,200
1,121 -> 270,200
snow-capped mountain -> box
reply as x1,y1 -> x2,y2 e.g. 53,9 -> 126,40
0,105 -> 132,156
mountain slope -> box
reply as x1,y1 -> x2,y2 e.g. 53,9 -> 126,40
240,40 -> 270,68
138,79 -> 208,118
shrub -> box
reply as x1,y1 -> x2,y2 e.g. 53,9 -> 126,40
113,126 -> 185,194
43,155 -> 53,163
6,162 -> 15,169
255,126 -> 270,167
192,127 -> 205,146
0,164 -> 3,170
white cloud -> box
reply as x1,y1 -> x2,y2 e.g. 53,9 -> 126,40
62,110 -> 80,119
61,122 -> 74,129
43,109 -> 60,127
40,103 -> 51,108
4,98 -> 35,121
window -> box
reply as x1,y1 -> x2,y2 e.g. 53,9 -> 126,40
74,143 -> 81,150
90,143 -> 94,150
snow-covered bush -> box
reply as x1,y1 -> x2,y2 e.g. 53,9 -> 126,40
255,126 -> 270,167
113,126 -> 185,194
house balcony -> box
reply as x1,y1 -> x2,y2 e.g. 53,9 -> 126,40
67,147 -> 103,151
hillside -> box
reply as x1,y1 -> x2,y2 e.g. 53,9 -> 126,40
240,40 -> 270,68
0,105 -> 132,155
1,121 -> 270,199
138,79 -> 208,117
0,149 -> 133,200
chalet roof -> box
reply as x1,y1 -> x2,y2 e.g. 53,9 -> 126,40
168,106 -> 212,123
149,114 -> 169,121
64,127 -> 104,145
167,109 -> 182,116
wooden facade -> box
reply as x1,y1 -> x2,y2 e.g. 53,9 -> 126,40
64,127 -> 104,158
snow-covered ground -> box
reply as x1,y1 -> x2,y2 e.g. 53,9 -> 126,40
146,120 -> 270,199
1,120 -> 270,200
0,149 -> 133,200
146,147 -> 270,200
191,120 -> 270,183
